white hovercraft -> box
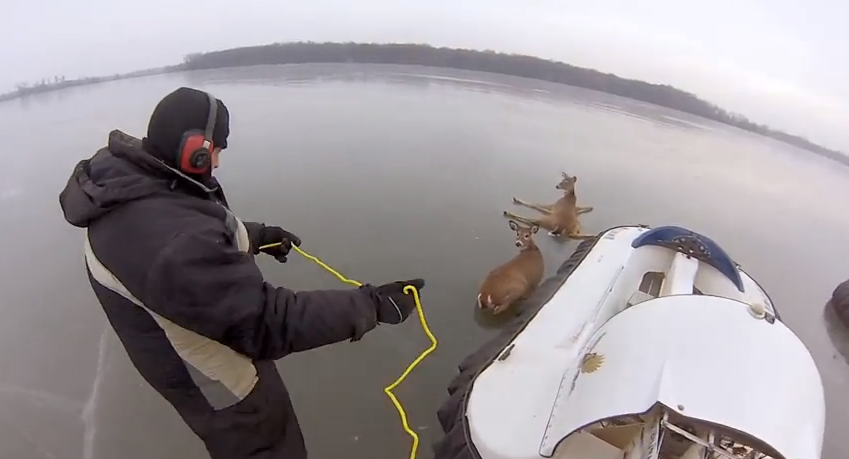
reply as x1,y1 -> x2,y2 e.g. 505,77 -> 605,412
434,225 -> 825,459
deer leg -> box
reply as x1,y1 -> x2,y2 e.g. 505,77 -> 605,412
502,210 -> 541,227
496,290 -> 528,317
512,197 -> 553,214
564,221 -> 595,239
576,206 -> 594,215
568,230 -> 597,239
492,292 -> 521,315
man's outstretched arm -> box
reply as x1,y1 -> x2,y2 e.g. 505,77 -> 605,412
142,228 -> 382,360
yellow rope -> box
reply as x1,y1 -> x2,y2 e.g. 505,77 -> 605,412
258,242 -> 438,459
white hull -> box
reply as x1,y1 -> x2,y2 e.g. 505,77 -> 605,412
435,225 -> 824,459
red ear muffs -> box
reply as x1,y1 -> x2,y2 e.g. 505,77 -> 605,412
177,129 -> 213,174
175,91 -> 218,175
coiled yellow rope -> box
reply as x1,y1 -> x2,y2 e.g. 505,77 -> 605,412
258,242 -> 438,459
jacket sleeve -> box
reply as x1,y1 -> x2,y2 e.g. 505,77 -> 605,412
242,221 -> 264,253
141,228 -> 381,360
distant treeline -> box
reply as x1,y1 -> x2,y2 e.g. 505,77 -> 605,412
0,75 -> 108,102
180,42 -> 847,165
2,41 -> 845,165
0,66 -> 178,103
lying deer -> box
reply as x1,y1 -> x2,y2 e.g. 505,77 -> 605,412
503,172 -> 596,239
477,219 -> 544,315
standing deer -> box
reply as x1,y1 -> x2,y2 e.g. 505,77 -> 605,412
503,172 -> 596,239
477,219 -> 544,315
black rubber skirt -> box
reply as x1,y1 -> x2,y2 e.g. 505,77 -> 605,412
829,279 -> 849,327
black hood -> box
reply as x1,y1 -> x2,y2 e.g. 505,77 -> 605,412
144,87 -> 230,168
59,130 -> 219,228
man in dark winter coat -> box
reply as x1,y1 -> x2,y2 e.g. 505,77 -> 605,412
58,86 -> 425,459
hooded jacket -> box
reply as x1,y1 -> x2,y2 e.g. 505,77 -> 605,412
59,130 -> 383,459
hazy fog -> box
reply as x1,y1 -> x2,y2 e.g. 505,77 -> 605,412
2,0 -> 847,152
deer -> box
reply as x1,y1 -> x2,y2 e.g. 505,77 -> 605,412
477,219 -> 544,315
502,172 -> 596,239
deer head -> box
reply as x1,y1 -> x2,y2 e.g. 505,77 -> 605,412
508,219 -> 539,250
556,172 -> 577,194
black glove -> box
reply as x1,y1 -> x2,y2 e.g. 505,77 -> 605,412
249,224 -> 302,263
369,279 -> 426,324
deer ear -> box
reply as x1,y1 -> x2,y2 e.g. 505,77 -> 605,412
572,176 -> 578,182
531,224 -> 539,233
508,220 -> 519,231
561,172 -> 568,178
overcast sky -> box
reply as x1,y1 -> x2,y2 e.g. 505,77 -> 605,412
2,0 -> 847,152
